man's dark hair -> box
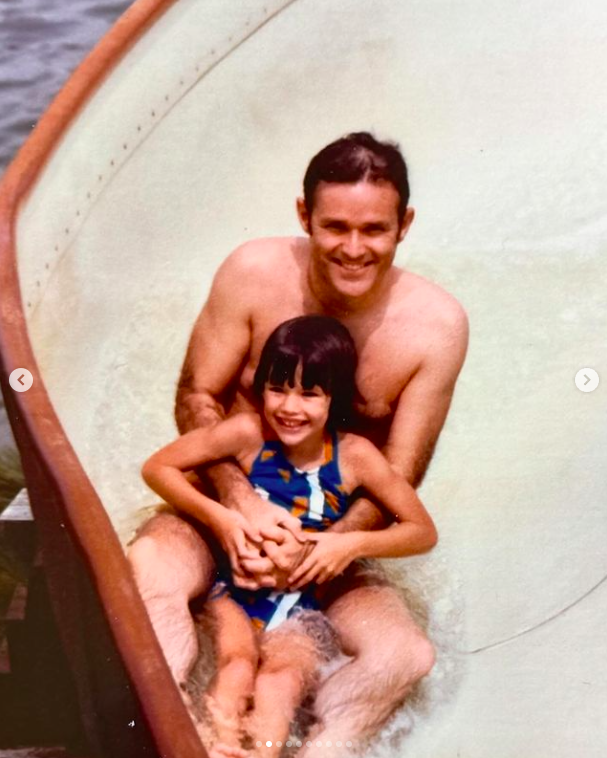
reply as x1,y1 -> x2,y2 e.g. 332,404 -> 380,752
253,315 -> 358,430
303,131 -> 410,221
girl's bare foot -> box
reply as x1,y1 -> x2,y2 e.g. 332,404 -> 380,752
204,694 -> 247,755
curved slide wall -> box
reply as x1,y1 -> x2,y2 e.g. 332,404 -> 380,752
6,0 -> 607,755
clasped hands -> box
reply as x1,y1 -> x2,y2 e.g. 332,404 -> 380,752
216,496 -> 355,592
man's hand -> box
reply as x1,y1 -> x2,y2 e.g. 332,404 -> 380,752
327,493 -> 387,533
288,532 -> 361,590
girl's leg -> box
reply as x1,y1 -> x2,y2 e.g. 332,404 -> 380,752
205,596 -> 259,756
248,626 -> 323,757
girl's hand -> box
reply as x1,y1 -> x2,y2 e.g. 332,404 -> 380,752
238,504 -> 308,581
215,511 -> 262,575
287,532 -> 361,590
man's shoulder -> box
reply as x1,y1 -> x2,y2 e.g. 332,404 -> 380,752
206,237 -> 307,322
393,269 -> 468,336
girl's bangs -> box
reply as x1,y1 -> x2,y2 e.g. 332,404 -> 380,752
267,351 -> 300,389
267,351 -> 331,393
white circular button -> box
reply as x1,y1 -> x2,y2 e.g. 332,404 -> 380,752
9,368 -> 33,392
575,368 -> 599,393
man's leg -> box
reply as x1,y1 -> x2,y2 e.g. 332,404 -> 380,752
299,582 -> 435,755
127,512 -> 216,691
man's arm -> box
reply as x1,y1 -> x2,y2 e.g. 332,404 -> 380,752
175,248 -> 265,513
326,493 -> 387,533
175,246 -> 309,585
384,304 -> 469,486
327,301 -> 468,537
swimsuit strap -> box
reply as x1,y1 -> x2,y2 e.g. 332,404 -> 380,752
317,428 -> 343,488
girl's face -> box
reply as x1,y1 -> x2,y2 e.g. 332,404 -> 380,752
263,377 -> 331,450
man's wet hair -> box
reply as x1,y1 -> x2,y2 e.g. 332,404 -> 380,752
303,131 -> 410,221
253,315 -> 358,429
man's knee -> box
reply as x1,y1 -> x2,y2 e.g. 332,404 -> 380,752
414,634 -> 436,679
128,513 -> 216,600
400,632 -> 435,684
326,585 -> 436,691
377,632 -> 435,703
362,617 -> 435,686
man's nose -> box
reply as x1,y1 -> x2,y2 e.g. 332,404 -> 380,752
342,231 -> 364,259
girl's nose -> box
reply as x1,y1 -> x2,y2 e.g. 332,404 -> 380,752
281,391 -> 300,414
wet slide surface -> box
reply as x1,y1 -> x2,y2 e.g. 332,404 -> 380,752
0,0 -> 132,448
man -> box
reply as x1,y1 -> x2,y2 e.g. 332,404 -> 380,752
129,132 -> 468,753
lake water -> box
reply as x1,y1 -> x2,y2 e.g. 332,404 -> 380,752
0,0 -> 132,450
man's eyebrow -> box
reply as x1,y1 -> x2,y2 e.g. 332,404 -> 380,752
361,221 -> 389,229
318,217 -> 348,226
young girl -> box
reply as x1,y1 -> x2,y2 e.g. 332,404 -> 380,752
142,315 -> 437,758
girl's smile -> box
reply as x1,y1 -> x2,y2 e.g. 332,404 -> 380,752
263,378 -> 331,465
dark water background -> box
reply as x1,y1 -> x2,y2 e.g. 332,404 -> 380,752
0,0 -> 132,452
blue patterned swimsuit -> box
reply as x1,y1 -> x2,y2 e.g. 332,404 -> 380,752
213,431 -> 350,631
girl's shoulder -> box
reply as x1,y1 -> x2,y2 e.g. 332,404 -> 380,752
224,411 -> 264,453
335,432 -> 384,488
337,431 -> 380,461
227,412 -> 269,471
229,410 -> 263,433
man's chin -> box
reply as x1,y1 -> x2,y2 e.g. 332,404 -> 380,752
333,279 -> 377,301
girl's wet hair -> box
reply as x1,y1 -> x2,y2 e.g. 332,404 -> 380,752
253,316 -> 358,429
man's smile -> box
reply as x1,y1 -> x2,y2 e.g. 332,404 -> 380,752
330,258 -> 374,273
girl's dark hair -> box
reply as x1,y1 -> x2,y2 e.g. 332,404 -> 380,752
253,315 -> 358,429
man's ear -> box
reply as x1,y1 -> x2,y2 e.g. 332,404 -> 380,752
398,207 -> 416,242
296,197 -> 312,234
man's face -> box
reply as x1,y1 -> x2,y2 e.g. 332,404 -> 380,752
298,181 -> 414,303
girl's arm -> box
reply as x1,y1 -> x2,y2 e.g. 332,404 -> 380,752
289,436 -> 437,588
340,435 -> 438,558
142,413 -> 264,564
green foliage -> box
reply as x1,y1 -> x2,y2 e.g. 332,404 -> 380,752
0,445 -> 25,513
0,446 -> 26,621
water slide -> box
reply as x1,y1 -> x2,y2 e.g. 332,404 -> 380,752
0,0 -> 606,756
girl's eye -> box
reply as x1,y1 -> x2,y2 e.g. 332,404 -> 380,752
268,385 -> 285,394
302,389 -> 323,398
